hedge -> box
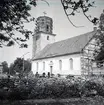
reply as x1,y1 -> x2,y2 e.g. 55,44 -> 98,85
0,76 -> 104,100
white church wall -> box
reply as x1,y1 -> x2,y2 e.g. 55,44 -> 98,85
34,33 -> 55,55
35,35 -> 41,54
32,53 -> 81,75
40,33 -> 55,50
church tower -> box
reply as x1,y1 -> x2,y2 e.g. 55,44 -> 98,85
32,16 -> 56,58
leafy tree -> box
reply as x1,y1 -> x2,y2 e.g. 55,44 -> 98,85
94,10 -> 104,67
1,61 -> 9,73
61,0 -> 98,27
0,0 -> 100,47
9,58 -> 31,76
9,63 -> 16,75
0,0 -> 36,48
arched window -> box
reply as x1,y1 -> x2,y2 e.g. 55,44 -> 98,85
59,60 -> 62,70
50,61 -> 53,66
47,36 -> 49,40
43,62 -> 45,70
36,62 -> 39,71
70,58 -> 73,70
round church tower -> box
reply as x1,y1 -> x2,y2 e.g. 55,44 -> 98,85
32,16 -> 56,58
35,16 -> 53,34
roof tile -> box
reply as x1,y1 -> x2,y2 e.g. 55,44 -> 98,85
33,31 -> 96,60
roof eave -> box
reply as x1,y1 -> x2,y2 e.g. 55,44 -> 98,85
32,51 -> 81,61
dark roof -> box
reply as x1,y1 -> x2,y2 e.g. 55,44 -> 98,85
33,31 -> 96,60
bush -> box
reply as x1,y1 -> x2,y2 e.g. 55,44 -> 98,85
80,81 -> 98,97
9,85 -> 31,100
9,78 -> 38,100
0,78 -> 15,88
29,77 -> 81,99
1,76 -> 104,100
0,78 -> 38,100
80,77 -> 104,97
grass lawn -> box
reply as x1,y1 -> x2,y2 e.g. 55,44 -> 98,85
0,96 -> 104,105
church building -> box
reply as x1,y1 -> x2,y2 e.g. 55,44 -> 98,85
32,16 -> 98,76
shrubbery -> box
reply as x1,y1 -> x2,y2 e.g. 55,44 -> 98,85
0,76 -> 104,100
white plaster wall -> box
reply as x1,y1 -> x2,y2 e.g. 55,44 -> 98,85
32,54 -> 81,75
34,33 -> 55,55
36,36 -> 41,54
40,33 -> 55,50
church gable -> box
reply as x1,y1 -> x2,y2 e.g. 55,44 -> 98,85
33,30 -> 96,60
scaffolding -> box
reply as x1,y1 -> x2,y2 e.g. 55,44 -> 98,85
80,34 -> 102,75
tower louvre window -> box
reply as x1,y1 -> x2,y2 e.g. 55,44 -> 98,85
41,19 -> 44,25
42,19 -> 44,21
46,25 -> 49,32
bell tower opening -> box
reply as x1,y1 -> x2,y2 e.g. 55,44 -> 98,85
46,25 -> 49,32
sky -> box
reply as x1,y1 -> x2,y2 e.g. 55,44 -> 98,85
0,0 -> 104,66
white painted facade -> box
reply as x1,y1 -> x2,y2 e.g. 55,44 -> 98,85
32,16 -> 82,76
32,16 -> 96,76
33,32 -> 55,57
32,53 -> 81,75
39,33 -> 55,51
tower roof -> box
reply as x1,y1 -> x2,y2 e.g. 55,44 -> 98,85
37,16 -> 52,20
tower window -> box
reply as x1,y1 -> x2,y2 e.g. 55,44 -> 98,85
42,19 -> 44,21
46,25 -> 49,32
47,36 -> 49,40
41,19 -> 44,25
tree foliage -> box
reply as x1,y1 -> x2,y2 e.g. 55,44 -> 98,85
0,0 -> 36,48
9,58 -> 31,76
1,61 -> 9,73
0,0 -> 101,47
94,10 -> 104,66
61,0 -> 98,27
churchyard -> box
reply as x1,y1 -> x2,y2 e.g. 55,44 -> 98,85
0,75 -> 104,105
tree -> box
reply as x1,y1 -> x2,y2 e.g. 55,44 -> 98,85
0,0 -> 36,48
1,61 -> 9,73
61,0 -> 98,27
94,10 -> 104,67
9,58 -> 31,76
0,0 -> 100,47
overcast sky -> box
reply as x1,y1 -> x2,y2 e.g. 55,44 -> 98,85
0,0 -> 104,65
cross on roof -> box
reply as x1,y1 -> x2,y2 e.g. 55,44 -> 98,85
43,11 -> 47,16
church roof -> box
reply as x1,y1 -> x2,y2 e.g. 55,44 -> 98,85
33,31 -> 97,60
